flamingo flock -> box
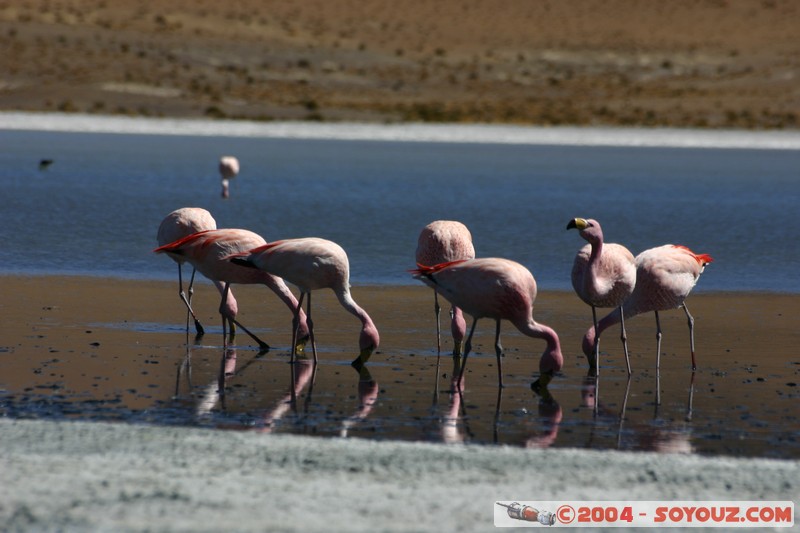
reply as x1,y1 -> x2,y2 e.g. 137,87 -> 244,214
154,160 -> 712,396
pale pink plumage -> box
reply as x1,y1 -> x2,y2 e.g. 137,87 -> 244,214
568,217 -> 636,374
415,220 -> 476,357
413,258 -> 563,391
154,228 -> 310,351
156,207 -> 217,335
229,237 -> 380,368
585,244 -> 713,371
219,156 -> 240,199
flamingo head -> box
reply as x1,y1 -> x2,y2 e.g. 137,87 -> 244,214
567,217 -> 603,245
531,328 -> 563,394
352,322 -> 380,371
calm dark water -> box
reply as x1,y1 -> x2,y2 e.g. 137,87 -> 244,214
1,125 -> 799,292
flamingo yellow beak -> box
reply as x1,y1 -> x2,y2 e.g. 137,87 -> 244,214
567,218 -> 589,230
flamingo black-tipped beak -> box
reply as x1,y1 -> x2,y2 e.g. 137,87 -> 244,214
567,218 -> 589,230
351,345 -> 376,371
531,371 -> 554,395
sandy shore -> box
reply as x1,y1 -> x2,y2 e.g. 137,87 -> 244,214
1,0 -> 798,128
0,276 -> 798,530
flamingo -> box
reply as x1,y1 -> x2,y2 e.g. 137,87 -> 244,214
415,220 -> 475,358
567,217 -> 636,375
583,244 -> 713,371
412,258 -> 563,391
153,228 -> 311,352
156,207 -> 217,336
228,237 -> 380,369
219,156 -> 240,199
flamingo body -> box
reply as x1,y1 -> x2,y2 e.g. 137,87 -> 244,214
415,220 -> 476,357
413,258 -> 563,389
415,220 -> 475,266
568,217 -> 636,373
154,228 -> 310,350
219,156 -> 240,198
157,208 -> 217,266
585,244 -> 713,370
230,237 -> 380,366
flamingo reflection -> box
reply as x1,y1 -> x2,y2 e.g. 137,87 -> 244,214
582,370 -> 695,453
257,357 -> 318,433
441,356 -> 467,444
340,365 -> 380,438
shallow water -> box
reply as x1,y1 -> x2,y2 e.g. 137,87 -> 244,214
0,278 -> 797,459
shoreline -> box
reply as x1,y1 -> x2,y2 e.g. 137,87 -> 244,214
3,111 -> 800,151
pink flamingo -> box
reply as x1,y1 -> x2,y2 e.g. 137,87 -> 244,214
415,220 -> 476,358
153,229 -> 311,352
567,217 -> 636,375
584,245 -> 713,371
219,156 -> 240,199
156,207 -> 218,335
228,237 -> 380,369
412,258 -> 563,391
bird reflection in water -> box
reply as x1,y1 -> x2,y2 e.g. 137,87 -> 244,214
257,357 -> 318,433
582,370 -> 695,453
340,365 -> 379,438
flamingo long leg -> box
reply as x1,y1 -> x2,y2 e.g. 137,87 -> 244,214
654,310 -> 663,370
305,292 -> 318,364
457,317 -> 480,388
619,308 -> 631,375
683,303 -> 697,370
177,264 -> 204,336
220,283 -> 269,351
493,319 -> 504,388
434,291 -> 442,363
291,292 -> 306,362
591,305 -> 600,375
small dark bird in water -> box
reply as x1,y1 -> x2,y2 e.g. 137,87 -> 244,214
39,159 -> 54,171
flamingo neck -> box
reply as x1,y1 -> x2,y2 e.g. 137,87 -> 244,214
584,238 -> 605,296
336,288 -> 380,352
522,322 -> 563,374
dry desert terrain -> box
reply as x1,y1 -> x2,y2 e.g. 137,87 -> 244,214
1,0 -> 799,128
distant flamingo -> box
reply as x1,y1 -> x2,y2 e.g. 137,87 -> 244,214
415,220 -> 475,358
154,229 -> 311,352
219,156 -> 240,199
157,207 -> 217,336
584,245 -> 713,371
229,237 -> 380,368
412,258 -> 563,391
567,217 -> 636,375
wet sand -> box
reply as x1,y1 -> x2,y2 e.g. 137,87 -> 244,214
0,275 -> 798,530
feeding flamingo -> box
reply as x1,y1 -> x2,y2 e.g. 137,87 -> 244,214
412,258 -> 563,391
154,228 -> 310,352
228,237 -> 380,369
567,217 -> 636,375
415,220 -> 475,358
156,207 -> 217,336
583,244 -> 713,371
219,156 -> 240,199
